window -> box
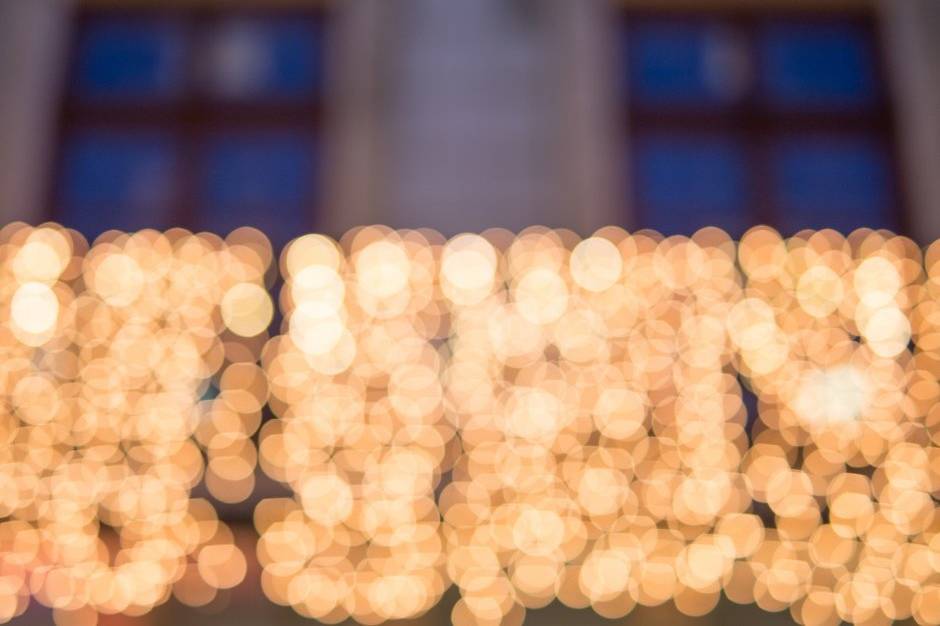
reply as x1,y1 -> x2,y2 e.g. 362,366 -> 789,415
73,17 -> 187,101
759,22 -> 877,110
51,6 -> 328,248
769,133 -> 893,233
632,132 -> 750,235
59,130 -> 179,233
622,10 -> 901,237
198,130 -> 317,246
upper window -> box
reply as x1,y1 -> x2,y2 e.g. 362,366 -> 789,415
52,7 -> 328,249
622,10 -> 900,237
627,21 -> 749,108
759,22 -> 878,110
202,18 -> 324,101
73,18 -> 188,101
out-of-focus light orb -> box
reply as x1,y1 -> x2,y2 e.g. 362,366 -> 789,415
503,387 -> 564,444
290,265 -> 344,310
88,253 -> 144,306
854,256 -> 901,308
682,541 -> 728,589
861,306 -> 911,357
796,265 -> 844,318
570,236 -> 622,292
289,301 -> 345,356
579,549 -> 632,603
197,544 -> 248,590
298,473 -> 354,526
355,239 -> 411,299
441,234 -> 497,305
513,267 -> 568,324
727,297 -> 779,351
12,238 -> 68,284
793,365 -> 870,427
221,281 -> 273,337
512,508 -> 565,556
11,281 -> 59,337
576,467 -> 626,517
592,386 -> 647,440
283,234 -> 342,281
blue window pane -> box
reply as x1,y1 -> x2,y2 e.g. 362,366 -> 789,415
627,21 -> 749,107
73,19 -> 186,100
205,19 -> 323,100
198,132 -> 315,247
771,135 -> 895,233
58,132 -> 178,237
760,23 -> 877,110
633,134 -> 751,236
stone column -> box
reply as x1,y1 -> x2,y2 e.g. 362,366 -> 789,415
880,0 -> 940,243
379,0 -> 553,234
0,0 -> 72,225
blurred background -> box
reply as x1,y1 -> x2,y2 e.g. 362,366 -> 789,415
0,0 -> 938,624
3,0 -> 940,247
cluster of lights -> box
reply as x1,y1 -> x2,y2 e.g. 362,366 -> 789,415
0,224 -> 272,625
2,223 -> 939,626
257,229 -> 453,622
260,225 -> 940,626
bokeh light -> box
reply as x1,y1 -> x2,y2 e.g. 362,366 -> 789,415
3,222 -> 940,626
0,223 -> 273,624
259,224 -> 940,626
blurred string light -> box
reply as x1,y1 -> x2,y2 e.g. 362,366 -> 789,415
261,224 -> 940,626
257,228 -> 453,623
0,223 -> 275,626
2,223 -> 940,626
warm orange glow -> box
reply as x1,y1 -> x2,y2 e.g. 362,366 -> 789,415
255,224 -> 940,626
2,223 -> 939,626
0,224 -> 269,624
